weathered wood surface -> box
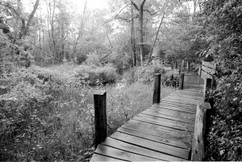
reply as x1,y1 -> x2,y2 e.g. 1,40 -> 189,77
90,75 -> 204,161
153,73 -> 161,104
94,91 -> 107,148
201,61 -> 216,79
191,102 -> 211,161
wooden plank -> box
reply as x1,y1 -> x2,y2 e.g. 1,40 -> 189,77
170,93 -> 203,99
135,114 -> 194,132
123,121 -> 192,148
202,61 -> 216,69
170,96 -> 203,102
126,120 -> 191,138
158,101 -> 196,109
191,102 -> 211,161
143,108 -> 195,122
110,132 -> 189,159
165,96 -> 202,102
103,137 -> 182,161
202,66 -> 215,74
150,105 -> 195,114
95,144 -> 157,161
141,110 -> 194,124
174,93 -> 203,100
152,103 -> 196,114
132,117 -> 193,133
160,99 -> 197,106
118,127 -> 188,149
201,71 -> 213,79
90,153 -> 126,161
162,97 -> 202,105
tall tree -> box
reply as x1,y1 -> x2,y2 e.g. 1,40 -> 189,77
0,0 -> 40,39
130,0 -> 146,66
130,2 -> 136,66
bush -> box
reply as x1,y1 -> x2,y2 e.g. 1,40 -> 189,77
74,64 -> 119,86
104,82 -> 176,135
0,68 -> 93,161
206,70 -> 242,161
123,63 -> 166,84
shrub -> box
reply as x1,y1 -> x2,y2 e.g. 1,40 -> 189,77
0,68 -> 93,161
74,64 -> 119,86
106,82 -> 176,135
123,63 -> 166,85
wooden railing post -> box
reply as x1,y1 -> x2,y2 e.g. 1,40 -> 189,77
187,61 -> 190,72
179,73 -> 185,90
198,65 -> 201,76
94,91 -> 107,148
191,102 -> 211,161
203,78 -> 212,100
153,73 -> 161,104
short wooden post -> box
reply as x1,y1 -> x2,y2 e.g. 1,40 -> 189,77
198,65 -> 201,76
187,62 -> 190,72
203,78 -> 212,100
179,73 -> 185,90
94,91 -> 107,148
191,102 -> 211,161
181,60 -> 184,72
153,73 -> 161,104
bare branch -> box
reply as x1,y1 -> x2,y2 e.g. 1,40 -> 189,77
143,9 -> 158,15
141,0 -> 147,8
113,4 -> 130,20
130,0 -> 139,11
115,15 -> 139,23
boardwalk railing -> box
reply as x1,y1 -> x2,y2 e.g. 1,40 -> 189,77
191,61 -> 216,161
199,61 -> 216,100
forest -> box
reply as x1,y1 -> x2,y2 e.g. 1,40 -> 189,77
0,0 -> 241,161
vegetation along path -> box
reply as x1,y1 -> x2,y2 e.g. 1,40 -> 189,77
90,74 -> 204,161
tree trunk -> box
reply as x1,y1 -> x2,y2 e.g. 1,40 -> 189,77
139,10 -> 144,66
72,0 -> 87,60
148,11 -> 166,63
130,0 -> 146,66
20,0 -> 40,38
131,3 -> 136,67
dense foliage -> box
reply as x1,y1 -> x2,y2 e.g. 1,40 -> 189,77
74,64 -> 119,86
199,0 -> 242,160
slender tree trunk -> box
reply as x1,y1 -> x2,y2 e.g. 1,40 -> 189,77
130,0 -> 146,66
131,3 -> 136,67
139,10 -> 144,66
20,0 -> 40,38
72,0 -> 87,60
148,11 -> 166,63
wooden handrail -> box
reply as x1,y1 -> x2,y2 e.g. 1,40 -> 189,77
201,61 -> 216,79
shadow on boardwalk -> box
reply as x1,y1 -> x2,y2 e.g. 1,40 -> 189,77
90,74 -> 204,161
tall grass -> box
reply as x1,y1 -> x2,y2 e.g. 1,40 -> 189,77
1,64 -> 176,161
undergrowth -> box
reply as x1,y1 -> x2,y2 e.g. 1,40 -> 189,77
0,64 -> 176,161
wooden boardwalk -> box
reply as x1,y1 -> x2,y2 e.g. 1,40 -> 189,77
90,74 -> 204,161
